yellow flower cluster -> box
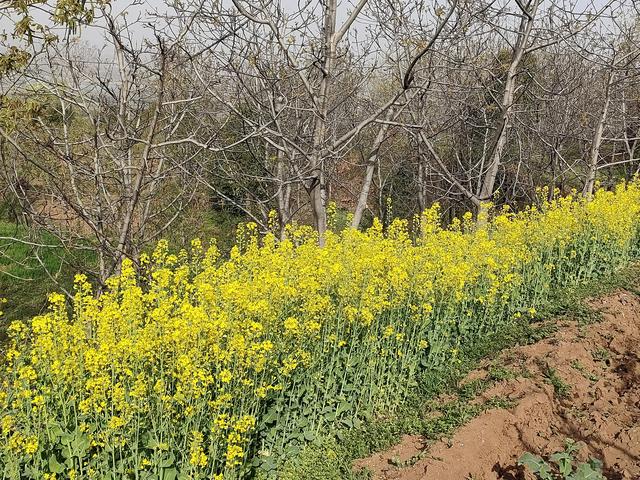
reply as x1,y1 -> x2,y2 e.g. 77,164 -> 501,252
2,182 -> 640,478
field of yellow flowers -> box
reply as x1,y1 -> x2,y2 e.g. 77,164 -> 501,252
2,183 -> 640,479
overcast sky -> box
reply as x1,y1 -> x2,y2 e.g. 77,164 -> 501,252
0,0 -> 619,50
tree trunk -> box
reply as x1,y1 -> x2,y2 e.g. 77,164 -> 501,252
477,0 -> 539,216
309,0 -> 338,244
351,121 -> 392,229
583,71 -> 614,198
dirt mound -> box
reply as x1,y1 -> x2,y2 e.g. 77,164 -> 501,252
355,291 -> 640,479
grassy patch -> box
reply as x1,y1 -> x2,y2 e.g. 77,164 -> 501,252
0,221 -> 93,335
542,365 -> 571,398
570,360 -> 599,383
591,347 -> 611,365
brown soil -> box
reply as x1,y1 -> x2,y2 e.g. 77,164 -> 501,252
355,290 -> 640,480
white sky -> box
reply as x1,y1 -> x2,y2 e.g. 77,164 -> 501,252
0,0 -> 622,50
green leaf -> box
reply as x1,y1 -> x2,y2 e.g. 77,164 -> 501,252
588,458 -> 603,471
158,452 -> 175,468
550,452 -> 573,476
47,423 -> 64,438
536,463 -> 553,480
564,439 -> 580,455
518,452 -> 542,470
335,401 -> 352,417
569,462 -> 604,480
324,411 -> 337,422
161,467 -> 178,480
69,430 -> 90,457
261,409 -> 278,425
259,456 -> 277,472
140,431 -> 151,447
284,444 -> 300,457
22,466 -> 40,479
48,455 -> 65,474
139,471 -> 156,480
341,418 -> 353,428
359,409 -> 373,420
518,452 -> 553,480
59,431 -> 74,446
303,429 -> 315,441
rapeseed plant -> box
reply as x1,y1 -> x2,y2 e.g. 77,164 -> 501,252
2,182 -> 640,478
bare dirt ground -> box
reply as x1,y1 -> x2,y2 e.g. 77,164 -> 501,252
355,290 -> 640,479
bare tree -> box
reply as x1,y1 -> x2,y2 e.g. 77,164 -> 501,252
580,10 -> 640,196
398,0 -> 620,218
177,0 -> 458,238
0,4 -> 209,286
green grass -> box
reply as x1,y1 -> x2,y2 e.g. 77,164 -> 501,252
271,262 -> 640,480
542,365 -> 571,398
591,347 -> 611,364
0,221 -> 93,337
570,360 -> 599,383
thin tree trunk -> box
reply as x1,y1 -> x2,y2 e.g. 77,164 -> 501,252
477,0 -> 539,219
351,121 -> 392,229
583,71 -> 614,197
276,147 -> 291,238
417,142 -> 427,213
309,0 -> 338,244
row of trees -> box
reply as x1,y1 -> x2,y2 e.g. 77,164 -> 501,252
0,0 -> 639,286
